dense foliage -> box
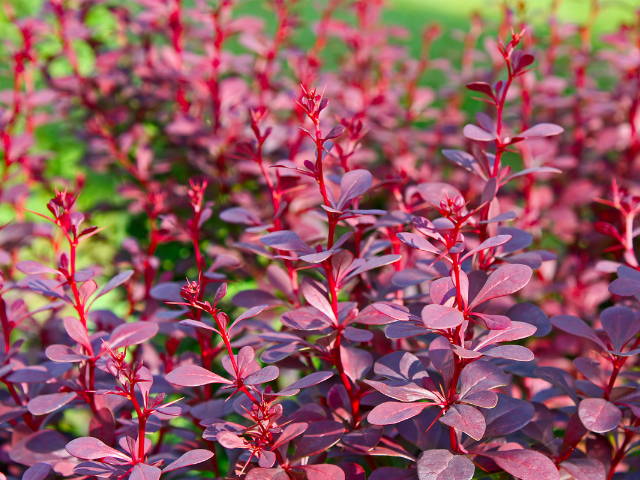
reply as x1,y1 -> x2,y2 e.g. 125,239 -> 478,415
1,0 -> 640,479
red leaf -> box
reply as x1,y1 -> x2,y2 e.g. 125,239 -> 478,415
417,449 -> 475,480
165,365 -> 232,386
440,404 -> 485,441
422,304 -> 464,330
482,449 -> 559,480
27,392 -> 76,415
299,464 -> 345,480
463,124 -> 495,142
66,437 -> 130,461
517,123 -> 563,138
108,322 -> 158,349
469,264 -> 532,309
130,463 -> 161,480
367,401 -> 429,425
162,449 -> 214,473
578,398 -> 621,433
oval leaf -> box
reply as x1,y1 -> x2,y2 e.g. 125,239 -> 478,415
165,365 -> 231,387
578,398 -> 621,433
417,450 -> 475,480
66,437 -> 130,461
367,401 -> 429,425
163,449 -> 214,473
108,322 -> 158,349
422,304 -> 464,330
27,392 -> 76,416
469,264 -> 532,309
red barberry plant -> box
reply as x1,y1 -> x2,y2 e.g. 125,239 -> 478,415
1,0 -> 640,479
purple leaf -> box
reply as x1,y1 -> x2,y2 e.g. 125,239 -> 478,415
370,467 -> 416,480
507,303 -> 551,337
466,81 -> 494,97
22,463 -> 52,480
442,149 -> 481,176
299,464 -> 345,480
482,344 -> 534,361
560,459 -> 606,480
343,326 -> 374,342
179,319 -> 217,332
25,278 -> 67,300
440,404 -> 485,441
463,124 -> 495,142
421,304 -> 464,330
397,232 -> 440,254
417,450 -> 475,480
461,390 -> 497,408
578,398 -> 621,433
301,282 -> 335,323
130,464 -> 161,480
517,123 -> 564,138
220,207 -> 260,225
484,394 -> 534,436
165,365 -> 232,386
45,344 -> 88,363
337,169 -> 373,209
482,449 -> 559,480
365,380 -> 438,402
367,401 -> 429,425
474,321 -> 537,350
374,351 -> 429,383
150,282 -> 183,302
385,321 -> 428,339
473,313 -> 511,330
497,226 -> 533,253
162,449 -> 214,473
281,307 -> 332,331
72,462 -> 122,477
278,371 -> 333,396
261,230 -> 310,253
27,392 -> 76,416
344,254 -> 401,280
299,249 -> 336,263
551,315 -> 607,350
244,468 -> 284,480
609,265 -> 640,296
371,302 -> 413,321
9,429 -> 68,466
340,345 -> 373,382
505,166 -> 562,181
62,316 -> 91,351
66,437 -> 131,461
469,264 -> 532,309
600,305 -> 640,352
413,182 -> 462,208
293,420 -> 344,458
244,365 -> 279,385
462,235 -> 511,261
217,432 -> 247,449
16,261 -> 58,275
108,322 -> 158,349
234,305 -> 269,323
459,361 -> 508,398
8,366 -> 53,383
94,270 -> 133,300
429,337 -> 454,382
272,422 -> 308,448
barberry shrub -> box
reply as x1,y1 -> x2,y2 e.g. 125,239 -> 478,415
1,0 -> 640,479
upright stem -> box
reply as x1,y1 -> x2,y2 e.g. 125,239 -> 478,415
129,385 -> 147,462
